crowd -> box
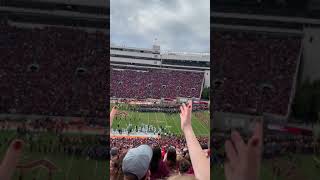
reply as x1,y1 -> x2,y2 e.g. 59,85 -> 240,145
112,103 -> 208,114
212,31 -> 301,116
0,20 -> 108,118
8,121 -> 110,160
27,134 -> 109,160
110,68 -> 204,99
110,102 -> 210,180
211,132 -> 318,166
110,104 -> 264,180
136,104 -> 209,113
111,136 -> 209,153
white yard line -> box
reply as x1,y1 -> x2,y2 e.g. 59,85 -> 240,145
93,160 -> 98,177
36,135 -> 57,179
197,113 -> 210,135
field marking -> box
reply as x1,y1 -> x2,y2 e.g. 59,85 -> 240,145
65,148 -> 75,180
196,112 -> 210,133
65,132 -> 81,180
161,113 -> 171,134
36,134 -> 57,179
155,113 -> 159,129
192,114 -> 205,135
193,115 -> 205,135
167,113 -> 181,135
198,117 -> 210,134
116,110 -> 209,136
194,113 -> 210,136
93,160 -> 98,177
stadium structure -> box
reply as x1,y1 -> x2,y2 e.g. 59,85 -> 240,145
110,43 -> 210,100
0,0 -> 108,179
1,0 -> 108,118
212,0 -> 320,133
110,44 -> 210,138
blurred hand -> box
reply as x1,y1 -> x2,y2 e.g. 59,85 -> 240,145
110,106 -> 118,127
179,100 -> 193,132
224,122 -> 263,180
0,139 -> 24,180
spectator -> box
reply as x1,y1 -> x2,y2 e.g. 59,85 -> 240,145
176,100 -> 210,180
150,146 -> 169,180
122,144 -> 153,180
164,147 -> 178,174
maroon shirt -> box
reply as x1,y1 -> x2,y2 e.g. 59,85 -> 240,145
150,161 -> 170,180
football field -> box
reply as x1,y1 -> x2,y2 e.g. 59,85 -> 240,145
211,154 -> 320,180
111,110 -> 210,136
0,131 -> 107,180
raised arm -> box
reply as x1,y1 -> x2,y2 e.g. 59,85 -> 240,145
224,121 -> 263,180
179,100 -> 209,180
110,106 -> 118,127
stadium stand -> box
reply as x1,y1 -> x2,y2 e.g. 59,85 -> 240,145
0,20 -> 108,118
212,30 -> 301,116
110,68 -> 204,99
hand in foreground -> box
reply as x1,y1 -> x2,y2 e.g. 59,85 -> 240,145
110,106 -> 118,127
224,121 -> 263,180
179,100 -> 210,180
0,139 -> 24,180
179,100 -> 192,132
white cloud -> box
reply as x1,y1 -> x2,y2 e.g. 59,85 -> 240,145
110,0 -> 210,52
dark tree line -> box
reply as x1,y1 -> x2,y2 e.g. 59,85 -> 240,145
292,79 -> 320,124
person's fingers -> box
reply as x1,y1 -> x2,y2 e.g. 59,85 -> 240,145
248,122 -> 263,162
187,100 -> 192,109
231,131 -> 246,157
0,139 -> 24,180
249,122 -> 263,148
182,103 -> 187,112
246,122 -> 263,180
225,140 -> 237,169
180,106 -> 184,116
254,122 -> 263,142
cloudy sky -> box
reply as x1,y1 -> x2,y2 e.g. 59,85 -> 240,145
110,0 -> 210,53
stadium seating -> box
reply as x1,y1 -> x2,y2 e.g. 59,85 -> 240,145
110,68 -> 204,99
0,21 -> 108,118
212,31 -> 301,116
110,136 -> 208,179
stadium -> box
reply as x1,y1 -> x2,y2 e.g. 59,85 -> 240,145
109,43 -> 211,179
212,1 -> 320,179
0,0 -> 108,179
109,0 -> 211,177
110,43 -> 210,138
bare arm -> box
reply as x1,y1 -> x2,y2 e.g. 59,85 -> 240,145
110,106 -> 118,127
180,101 -> 210,180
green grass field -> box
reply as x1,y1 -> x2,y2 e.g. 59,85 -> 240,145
0,130 -> 107,180
111,110 -> 210,136
211,154 -> 320,180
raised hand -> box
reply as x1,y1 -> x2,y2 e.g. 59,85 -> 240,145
179,100 -> 192,132
0,139 -> 24,180
179,100 -> 210,180
110,106 -> 118,127
224,121 -> 263,180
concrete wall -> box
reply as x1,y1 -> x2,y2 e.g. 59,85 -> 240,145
302,27 -> 320,82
